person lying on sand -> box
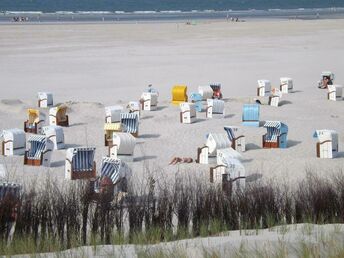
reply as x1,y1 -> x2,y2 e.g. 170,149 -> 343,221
169,157 -> 193,165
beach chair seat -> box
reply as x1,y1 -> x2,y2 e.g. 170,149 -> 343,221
313,130 -> 338,159
171,85 -> 188,105
209,83 -> 222,99
38,92 -> 53,108
327,85 -> 343,101
24,109 -> 45,134
280,77 -> 293,93
224,126 -> 246,152
104,123 -> 122,146
65,147 -> 96,180
189,93 -> 203,112
24,135 -> 53,166
262,121 -> 288,149
206,99 -> 225,118
1,129 -> 26,156
140,92 -> 158,111
42,125 -> 65,150
180,102 -> 196,124
105,106 -> 123,123
198,86 -> 213,100
49,105 -> 69,126
109,132 -> 136,160
242,104 -> 260,127
257,80 -> 271,97
121,113 -> 139,137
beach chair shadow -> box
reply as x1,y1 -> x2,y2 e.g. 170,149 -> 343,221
335,152 -> 344,158
69,122 -> 86,127
141,115 -> 154,120
279,100 -> 293,106
246,173 -> 263,183
140,134 -> 160,139
224,114 -> 235,119
246,143 -> 261,151
156,106 -> 168,111
288,140 -> 302,148
134,155 -> 157,162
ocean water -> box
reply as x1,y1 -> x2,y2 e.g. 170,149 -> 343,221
1,0 -> 344,12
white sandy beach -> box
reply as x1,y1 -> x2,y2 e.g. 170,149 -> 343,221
0,19 -> 344,189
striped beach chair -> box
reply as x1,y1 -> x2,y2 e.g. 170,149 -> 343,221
280,77 -> 293,93
65,147 -> 96,180
189,93 -> 203,112
121,113 -> 139,137
49,105 -> 69,126
38,92 -> 53,108
206,99 -> 225,118
313,130 -> 338,159
1,129 -> 26,156
127,101 -> 141,119
262,121 -> 288,149
242,104 -> 260,127
257,80 -> 271,97
42,125 -> 65,150
224,126 -> 246,152
24,135 -> 53,166
180,102 -> 196,124
24,109 -> 45,134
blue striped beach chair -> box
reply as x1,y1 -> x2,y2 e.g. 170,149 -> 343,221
121,113 -> 139,137
24,135 -> 53,166
242,104 -> 260,127
262,121 -> 288,149
65,147 -> 96,180
224,126 -> 246,152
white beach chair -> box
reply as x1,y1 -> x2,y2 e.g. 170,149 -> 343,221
24,109 -> 45,134
127,101 -> 141,119
140,92 -> 158,111
38,92 -> 53,108
1,129 -> 26,156
257,80 -> 271,97
280,77 -> 293,93
205,133 -> 231,157
109,132 -> 136,161
42,125 -> 65,150
313,130 -> 338,159
206,99 -> 225,118
196,146 -> 209,164
24,135 -> 53,167
327,85 -> 343,101
49,105 -> 69,126
65,147 -> 96,180
268,88 -> 282,107
105,106 -> 123,123
180,102 -> 196,124
198,86 -> 213,100
224,126 -> 246,152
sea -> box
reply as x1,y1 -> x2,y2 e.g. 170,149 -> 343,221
1,0 -> 344,23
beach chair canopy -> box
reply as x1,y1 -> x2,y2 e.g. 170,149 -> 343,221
206,133 -> 231,156
180,102 -> 196,112
143,86 -> 159,95
50,105 -> 67,119
263,121 -> 288,142
321,71 -> 335,80
242,104 -> 260,121
100,157 -> 131,186
172,85 -> 188,104
66,147 -> 96,172
27,109 -> 43,124
258,80 -> 271,89
1,129 -> 26,149
217,148 -> 242,166
105,106 -> 123,123
198,86 -> 213,100
313,129 -> 337,142
26,135 -> 49,160
0,182 -> 21,201
223,126 -> 239,141
112,133 -> 136,155
120,113 -> 139,134
209,83 -> 221,91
